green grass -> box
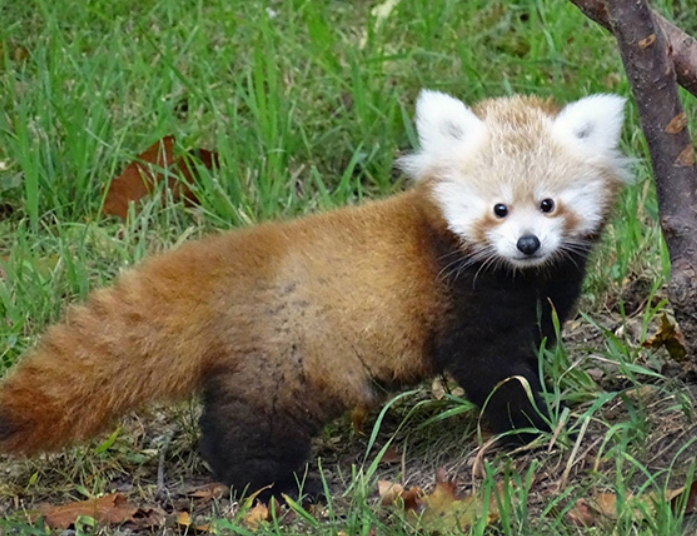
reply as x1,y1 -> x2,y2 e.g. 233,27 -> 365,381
1,0 -> 697,534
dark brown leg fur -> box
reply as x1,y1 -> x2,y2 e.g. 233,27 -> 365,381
198,368 -> 327,502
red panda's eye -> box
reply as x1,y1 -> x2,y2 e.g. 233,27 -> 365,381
540,198 -> 555,213
493,204 -> 508,218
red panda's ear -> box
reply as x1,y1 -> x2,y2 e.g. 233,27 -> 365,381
551,94 -> 626,157
398,90 -> 486,180
414,90 -> 485,153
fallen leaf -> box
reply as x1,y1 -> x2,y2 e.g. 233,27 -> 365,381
243,498 -> 283,530
377,479 -> 423,511
176,511 -> 212,533
562,486 -> 695,528
401,486 -> 425,513
379,446 -> 402,465
38,493 -> 164,530
381,470 -> 502,532
103,136 -> 219,219
187,482 -> 228,501
566,498 -> 598,527
642,313 -> 687,361
670,481 -> 697,515
177,511 -> 192,525
243,502 -> 269,530
378,480 -> 405,505
414,470 -> 501,532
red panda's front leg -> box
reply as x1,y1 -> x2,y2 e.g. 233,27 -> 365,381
436,327 -> 553,444
459,356 -> 552,444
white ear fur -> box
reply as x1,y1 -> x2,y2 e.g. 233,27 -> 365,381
415,90 -> 485,153
552,94 -> 626,157
399,90 -> 486,179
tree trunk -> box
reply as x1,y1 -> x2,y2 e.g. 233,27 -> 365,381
599,0 -> 697,356
569,0 -> 697,97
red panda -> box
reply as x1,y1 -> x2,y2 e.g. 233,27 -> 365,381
0,90 -> 629,500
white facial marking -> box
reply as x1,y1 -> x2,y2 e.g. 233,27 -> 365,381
403,91 -> 628,271
432,179 -> 488,239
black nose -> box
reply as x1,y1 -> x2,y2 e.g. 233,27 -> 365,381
517,235 -> 541,255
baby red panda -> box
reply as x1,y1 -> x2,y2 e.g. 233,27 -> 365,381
0,90 -> 629,500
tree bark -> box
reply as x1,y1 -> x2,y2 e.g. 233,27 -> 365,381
595,0 -> 697,356
569,0 -> 697,97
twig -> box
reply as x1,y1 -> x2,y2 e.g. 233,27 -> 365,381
569,0 -> 697,97
156,431 -> 174,500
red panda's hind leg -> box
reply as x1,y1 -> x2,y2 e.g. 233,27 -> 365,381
198,366 -> 329,503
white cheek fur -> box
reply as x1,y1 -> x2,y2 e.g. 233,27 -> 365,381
558,180 -> 606,235
432,179 -> 488,241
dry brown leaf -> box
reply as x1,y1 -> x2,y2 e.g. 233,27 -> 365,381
377,479 -> 423,511
381,470 -> 501,532
103,136 -> 218,219
413,470 -> 502,532
591,493 -> 621,518
563,486 -> 694,528
378,480 -> 405,505
401,486 -> 425,513
582,492 -> 642,522
669,481 -> 697,515
187,482 -> 228,501
243,502 -> 270,530
379,446 -> 402,465
38,492 -> 164,530
642,313 -> 687,361
176,511 -> 212,533
243,497 -> 281,529
566,498 -> 598,527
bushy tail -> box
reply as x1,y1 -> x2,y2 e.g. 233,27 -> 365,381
0,261 -> 212,455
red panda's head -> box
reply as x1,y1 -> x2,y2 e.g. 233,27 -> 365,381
400,90 -> 630,270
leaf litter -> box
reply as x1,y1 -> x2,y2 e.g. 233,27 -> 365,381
378,468 -> 504,532
35,492 -> 165,530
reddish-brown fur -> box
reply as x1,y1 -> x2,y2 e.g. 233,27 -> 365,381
0,184 -> 446,456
